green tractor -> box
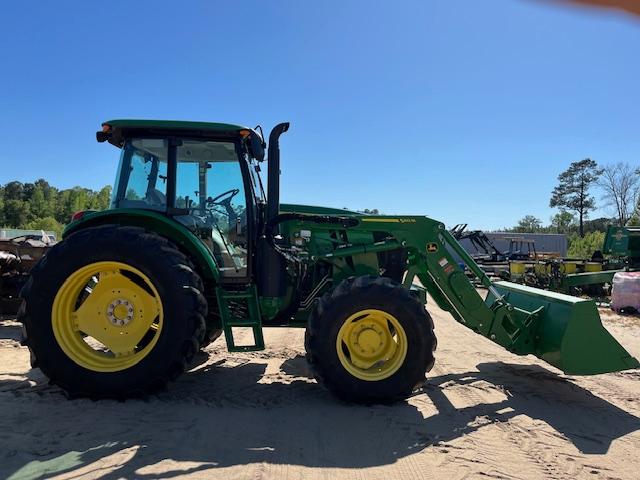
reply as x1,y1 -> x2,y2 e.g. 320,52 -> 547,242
19,120 -> 639,403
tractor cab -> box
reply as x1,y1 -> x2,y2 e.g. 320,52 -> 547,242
98,120 -> 268,280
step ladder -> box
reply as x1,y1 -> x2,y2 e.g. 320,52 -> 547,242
215,285 -> 265,352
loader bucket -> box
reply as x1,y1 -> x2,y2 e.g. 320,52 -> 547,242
486,281 -> 639,375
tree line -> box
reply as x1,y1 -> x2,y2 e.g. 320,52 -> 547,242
504,159 -> 640,257
0,179 -> 111,239
1,158 -> 638,251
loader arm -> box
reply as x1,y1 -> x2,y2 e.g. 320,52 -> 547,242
292,215 -> 639,375
406,222 -> 638,375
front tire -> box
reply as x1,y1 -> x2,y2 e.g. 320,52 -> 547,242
19,225 -> 207,399
305,276 -> 436,403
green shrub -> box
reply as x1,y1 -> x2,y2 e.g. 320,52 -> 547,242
567,231 -> 605,258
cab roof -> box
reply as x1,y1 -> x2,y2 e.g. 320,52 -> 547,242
99,119 -> 253,147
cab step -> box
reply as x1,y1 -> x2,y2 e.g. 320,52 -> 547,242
215,285 -> 265,352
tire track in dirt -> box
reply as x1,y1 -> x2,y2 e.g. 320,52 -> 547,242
423,310 -> 630,480
574,374 -> 640,414
428,305 -> 640,480
449,368 -> 586,480
1,303 -> 639,479
410,362 -> 507,478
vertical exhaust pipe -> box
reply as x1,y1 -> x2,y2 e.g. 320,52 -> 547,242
259,122 -> 290,299
266,122 -> 290,226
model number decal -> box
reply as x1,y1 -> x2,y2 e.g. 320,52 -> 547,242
361,218 -> 417,223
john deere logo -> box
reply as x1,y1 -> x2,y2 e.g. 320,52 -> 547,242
426,243 -> 438,253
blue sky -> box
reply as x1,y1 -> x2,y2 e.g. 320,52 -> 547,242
0,0 -> 638,230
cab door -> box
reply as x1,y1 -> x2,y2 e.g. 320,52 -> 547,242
174,139 -> 252,281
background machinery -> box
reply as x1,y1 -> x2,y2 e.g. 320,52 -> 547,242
0,233 -> 54,314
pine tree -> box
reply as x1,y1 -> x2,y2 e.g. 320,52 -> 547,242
550,159 -> 602,237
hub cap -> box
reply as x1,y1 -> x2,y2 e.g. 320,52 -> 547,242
52,261 -> 164,372
107,299 -> 135,326
336,309 -> 408,381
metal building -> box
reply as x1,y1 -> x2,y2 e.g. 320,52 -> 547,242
458,232 -> 568,258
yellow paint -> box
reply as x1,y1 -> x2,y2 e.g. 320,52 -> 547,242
585,262 -> 603,272
52,261 -> 164,372
535,261 -> 578,275
113,304 -> 129,320
335,309 -> 408,381
361,218 -> 401,223
510,262 -> 526,275
534,263 -> 547,276
361,217 -> 417,224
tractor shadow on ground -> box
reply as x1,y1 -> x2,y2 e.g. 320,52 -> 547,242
0,318 -> 22,342
1,357 -> 638,479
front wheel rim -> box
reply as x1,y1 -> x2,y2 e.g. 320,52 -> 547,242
336,309 -> 408,381
52,261 -> 164,372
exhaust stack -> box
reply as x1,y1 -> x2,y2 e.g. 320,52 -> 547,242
266,122 -> 290,225
258,122 -> 290,300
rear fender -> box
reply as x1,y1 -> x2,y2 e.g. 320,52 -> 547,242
64,209 -> 220,282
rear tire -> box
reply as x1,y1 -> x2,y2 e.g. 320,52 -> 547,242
305,275 -> 436,404
201,324 -> 223,348
19,224 -> 207,399
197,291 -> 223,348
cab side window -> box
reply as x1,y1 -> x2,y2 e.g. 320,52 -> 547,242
175,140 -> 248,278
112,139 -> 168,210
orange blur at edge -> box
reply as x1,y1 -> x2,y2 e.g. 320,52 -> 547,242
560,0 -> 640,16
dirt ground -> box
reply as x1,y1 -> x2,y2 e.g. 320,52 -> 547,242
1,299 -> 639,480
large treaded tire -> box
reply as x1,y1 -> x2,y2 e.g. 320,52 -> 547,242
18,224 -> 207,399
305,275 -> 436,404
200,327 -> 223,348
200,292 -> 223,349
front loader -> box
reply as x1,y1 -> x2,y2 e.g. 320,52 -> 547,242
18,120 -> 639,403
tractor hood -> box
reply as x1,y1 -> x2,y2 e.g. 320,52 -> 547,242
280,203 -> 361,216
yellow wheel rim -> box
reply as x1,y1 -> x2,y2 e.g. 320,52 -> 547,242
52,261 -> 164,372
336,309 -> 408,381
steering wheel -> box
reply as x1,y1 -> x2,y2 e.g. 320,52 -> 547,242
208,188 -> 240,206
206,188 -> 240,228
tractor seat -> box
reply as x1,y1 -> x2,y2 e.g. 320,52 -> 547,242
210,228 -> 238,272
146,189 -> 166,206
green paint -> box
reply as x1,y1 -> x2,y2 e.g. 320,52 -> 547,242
280,203 -> 360,216
487,281 -> 640,374
216,285 -> 264,352
64,209 -> 220,281
560,270 -> 621,291
603,225 -> 640,264
61,119 -> 638,377
103,118 -> 248,133
283,214 -> 638,374
259,296 -> 286,320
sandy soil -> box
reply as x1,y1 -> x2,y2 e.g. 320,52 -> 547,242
0,301 -> 639,480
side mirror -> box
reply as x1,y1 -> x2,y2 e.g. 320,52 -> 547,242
248,131 -> 265,162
